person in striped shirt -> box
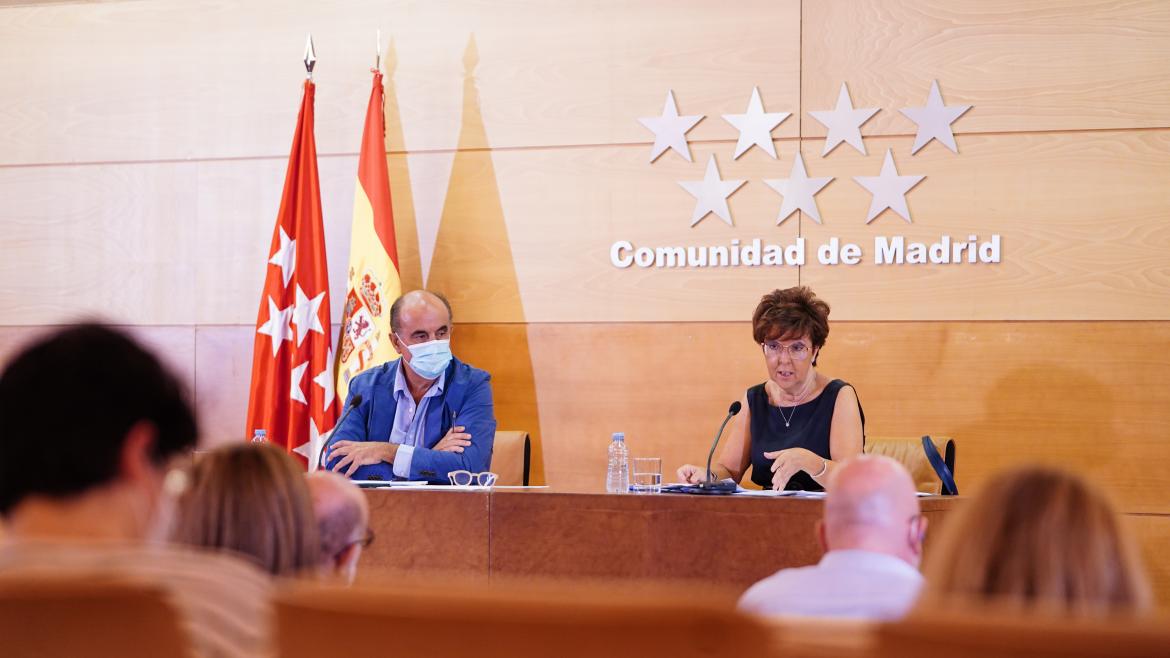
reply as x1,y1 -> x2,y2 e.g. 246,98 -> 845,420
0,324 -> 273,658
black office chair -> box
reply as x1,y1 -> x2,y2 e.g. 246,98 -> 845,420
921,434 -> 958,495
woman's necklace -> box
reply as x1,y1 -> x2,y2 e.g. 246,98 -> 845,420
777,372 -> 817,428
778,404 -> 797,428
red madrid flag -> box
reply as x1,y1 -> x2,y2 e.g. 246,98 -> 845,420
245,80 -> 339,468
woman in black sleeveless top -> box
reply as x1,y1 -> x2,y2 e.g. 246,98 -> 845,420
677,287 -> 865,491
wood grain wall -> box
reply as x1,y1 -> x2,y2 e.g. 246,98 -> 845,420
1,0 -> 1169,601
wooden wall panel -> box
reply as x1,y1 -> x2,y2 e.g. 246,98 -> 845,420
6,130 -> 1167,326
193,324 -> 257,448
454,324 -> 547,485
799,130 -> 1170,320
435,143 -> 802,323
0,162 -> 200,325
4,321 -> 1165,512
1129,515 -> 1170,608
0,324 -> 197,410
193,156 -> 358,325
0,155 -> 358,327
802,0 -> 1170,137
0,0 -> 799,165
496,321 -> 1170,514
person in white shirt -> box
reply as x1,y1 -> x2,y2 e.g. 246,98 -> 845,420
738,454 -> 927,620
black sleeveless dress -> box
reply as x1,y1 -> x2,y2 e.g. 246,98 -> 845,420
747,379 -> 865,491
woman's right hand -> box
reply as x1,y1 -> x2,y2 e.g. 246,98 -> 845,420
676,464 -> 707,484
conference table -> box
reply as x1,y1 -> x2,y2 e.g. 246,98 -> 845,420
358,487 -> 959,589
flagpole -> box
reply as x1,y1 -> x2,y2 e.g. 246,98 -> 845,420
304,33 -> 316,80
375,28 -> 382,73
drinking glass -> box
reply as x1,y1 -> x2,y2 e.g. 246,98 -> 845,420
631,457 -> 662,494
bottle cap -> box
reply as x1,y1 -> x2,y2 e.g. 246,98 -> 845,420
611,432 -> 625,442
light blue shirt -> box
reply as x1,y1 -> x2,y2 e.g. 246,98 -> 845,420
737,549 -> 923,620
388,366 -> 446,479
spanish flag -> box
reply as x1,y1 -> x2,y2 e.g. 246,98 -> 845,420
336,70 -> 402,404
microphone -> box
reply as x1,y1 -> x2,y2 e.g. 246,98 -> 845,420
694,401 -> 741,494
318,394 -> 363,470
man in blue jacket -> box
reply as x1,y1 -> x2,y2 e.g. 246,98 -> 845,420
325,290 -> 496,483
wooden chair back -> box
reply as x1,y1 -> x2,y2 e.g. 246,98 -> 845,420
275,578 -> 768,658
865,436 -> 956,494
876,607 -> 1170,658
491,430 -> 531,485
0,575 -> 192,658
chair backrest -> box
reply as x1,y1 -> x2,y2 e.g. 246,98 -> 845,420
0,575 -> 192,658
763,616 -> 877,658
876,607 -> 1170,658
275,578 -> 769,658
864,436 -> 956,494
491,430 -> 530,486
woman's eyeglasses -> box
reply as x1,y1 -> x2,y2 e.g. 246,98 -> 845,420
350,527 -> 375,549
761,340 -> 811,360
447,470 -> 498,487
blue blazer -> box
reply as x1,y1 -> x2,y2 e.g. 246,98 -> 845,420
323,356 -> 496,483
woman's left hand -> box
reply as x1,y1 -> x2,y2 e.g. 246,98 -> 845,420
763,447 -> 819,491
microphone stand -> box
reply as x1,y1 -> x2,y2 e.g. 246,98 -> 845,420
318,395 -> 362,470
691,404 -> 740,495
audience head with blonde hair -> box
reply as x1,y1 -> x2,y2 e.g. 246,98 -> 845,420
821,454 -> 926,567
171,442 -> 320,577
920,465 -> 1152,615
306,471 -> 370,584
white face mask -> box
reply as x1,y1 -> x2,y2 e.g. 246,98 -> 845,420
397,336 -> 453,380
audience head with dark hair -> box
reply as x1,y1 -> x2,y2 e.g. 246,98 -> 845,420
0,322 -> 197,539
306,471 -> 370,584
752,286 -> 831,365
920,465 -> 1153,616
171,442 -> 320,577
0,323 -> 276,658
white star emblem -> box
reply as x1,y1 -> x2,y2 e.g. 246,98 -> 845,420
256,297 -> 294,357
268,227 -> 296,288
313,347 -> 336,413
722,86 -> 790,160
808,83 -> 880,156
290,360 -> 310,405
638,90 -> 704,163
764,153 -> 834,225
900,80 -> 972,155
293,419 -> 331,472
677,155 -> 746,227
853,149 -> 926,224
291,285 -> 326,347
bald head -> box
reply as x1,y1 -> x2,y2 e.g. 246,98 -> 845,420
389,290 -> 452,336
306,471 -> 369,580
822,455 -> 924,566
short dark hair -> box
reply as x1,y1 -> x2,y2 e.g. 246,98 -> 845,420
751,286 -> 831,349
0,323 -> 198,514
388,290 -> 453,335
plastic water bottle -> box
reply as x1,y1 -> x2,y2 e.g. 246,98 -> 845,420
606,432 -> 630,493
251,429 -> 266,444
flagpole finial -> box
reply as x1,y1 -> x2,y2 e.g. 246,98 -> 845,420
303,33 -> 317,80
375,29 -> 382,73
